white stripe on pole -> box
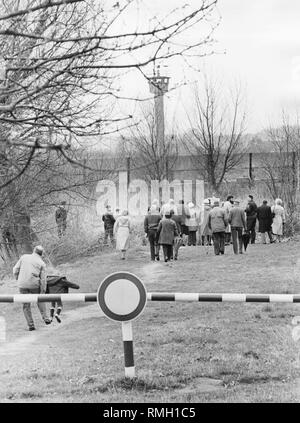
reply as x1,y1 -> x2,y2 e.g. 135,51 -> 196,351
222,294 -> 247,302
60,294 -> 86,302
269,294 -> 294,303
125,366 -> 135,378
13,294 -> 38,303
175,293 -> 199,302
122,321 -> 133,341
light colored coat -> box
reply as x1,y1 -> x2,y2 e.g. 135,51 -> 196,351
114,215 -> 131,250
208,206 -> 228,233
13,252 -> 46,291
186,205 -> 199,231
271,205 -> 286,235
228,206 -> 246,229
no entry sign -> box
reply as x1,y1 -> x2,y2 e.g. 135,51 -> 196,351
97,272 -> 147,322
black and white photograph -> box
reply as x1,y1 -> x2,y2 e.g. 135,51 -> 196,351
0,0 -> 300,408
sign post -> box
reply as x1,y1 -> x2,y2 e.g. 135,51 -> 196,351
97,272 -> 147,378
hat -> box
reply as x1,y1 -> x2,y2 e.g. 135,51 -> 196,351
34,245 -> 44,256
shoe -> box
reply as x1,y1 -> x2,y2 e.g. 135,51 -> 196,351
29,326 -> 35,331
44,319 -> 52,325
55,314 -> 61,323
156,256 -> 160,261
239,251 -> 243,254
174,257 -> 178,260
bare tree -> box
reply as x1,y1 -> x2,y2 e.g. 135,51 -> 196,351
121,104 -> 178,182
260,112 -> 300,234
184,77 -> 246,193
0,0 -> 219,261
0,0 -> 219,156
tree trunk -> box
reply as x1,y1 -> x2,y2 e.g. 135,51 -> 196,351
0,207 -> 39,264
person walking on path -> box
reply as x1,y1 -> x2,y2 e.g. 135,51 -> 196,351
176,199 -> 190,246
157,212 -> 179,262
245,195 -> 258,244
271,198 -> 286,243
102,205 -> 115,246
46,275 -> 80,323
55,201 -> 68,238
13,245 -> 51,331
114,210 -> 131,259
223,195 -> 234,245
199,199 -> 212,246
208,200 -> 228,255
170,209 -> 183,260
228,199 -> 247,254
257,200 -> 274,244
144,205 -> 162,261
186,202 -> 199,246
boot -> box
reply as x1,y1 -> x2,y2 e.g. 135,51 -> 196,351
55,307 -> 62,323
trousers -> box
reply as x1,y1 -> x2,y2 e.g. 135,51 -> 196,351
212,232 -> 225,255
231,227 -> 243,254
19,287 -> 48,328
162,244 -> 173,261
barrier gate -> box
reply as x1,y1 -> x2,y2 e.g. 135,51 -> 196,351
1,271 -> 300,378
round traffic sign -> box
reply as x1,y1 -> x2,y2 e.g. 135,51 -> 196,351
97,272 -> 147,322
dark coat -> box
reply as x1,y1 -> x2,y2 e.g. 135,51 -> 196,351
157,218 -> 179,245
102,212 -> 115,230
245,201 -> 258,218
257,205 -> 273,232
55,206 -> 67,222
46,275 -> 80,294
171,215 -> 182,235
144,214 -> 161,234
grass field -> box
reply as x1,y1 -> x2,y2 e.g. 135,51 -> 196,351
1,238 -> 300,403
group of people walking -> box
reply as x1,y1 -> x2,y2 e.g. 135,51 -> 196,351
101,195 -> 286,262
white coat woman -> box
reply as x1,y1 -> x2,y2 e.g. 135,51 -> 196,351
186,202 -> 199,246
271,198 -> 286,242
114,210 -> 131,259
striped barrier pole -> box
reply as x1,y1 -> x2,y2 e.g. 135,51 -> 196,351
1,292 -> 300,303
147,293 -> 300,303
122,321 -> 135,378
0,294 -> 97,303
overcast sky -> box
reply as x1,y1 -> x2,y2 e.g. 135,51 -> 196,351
113,0 -> 300,135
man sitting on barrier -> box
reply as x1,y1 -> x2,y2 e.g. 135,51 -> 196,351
13,245 -> 52,331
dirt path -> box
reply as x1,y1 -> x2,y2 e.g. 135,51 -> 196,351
0,304 -> 104,357
0,249 -> 158,358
